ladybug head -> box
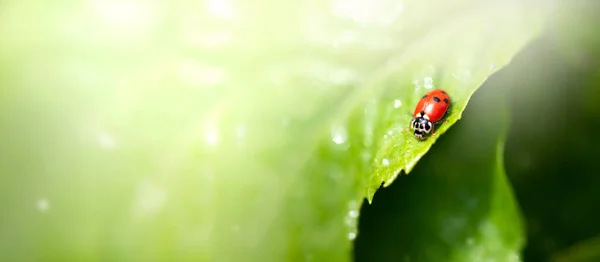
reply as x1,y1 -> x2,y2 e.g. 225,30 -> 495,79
410,116 -> 433,140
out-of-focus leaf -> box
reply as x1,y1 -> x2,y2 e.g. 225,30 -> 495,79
500,2 -> 600,260
551,236 -> 600,262
0,0 -> 544,261
356,76 -> 524,262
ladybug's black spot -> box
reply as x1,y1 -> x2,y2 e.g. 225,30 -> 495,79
433,96 -> 441,102
425,122 -> 431,131
420,110 -> 425,117
443,98 -> 449,104
422,95 -> 428,99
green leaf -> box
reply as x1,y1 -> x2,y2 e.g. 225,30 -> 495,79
0,0 -> 544,261
551,236 -> 600,262
356,77 -> 525,261
357,4 -> 547,201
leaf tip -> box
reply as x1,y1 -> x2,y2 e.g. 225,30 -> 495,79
366,184 -> 379,204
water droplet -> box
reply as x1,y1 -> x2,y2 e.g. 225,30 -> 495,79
412,79 -> 421,89
489,63 -> 495,70
423,76 -> 434,89
348,232 -> 357,240
36,198 -> 50,213
331,124 -> 348,145
96,132 -> 116,150
344,200 -> 360,241
345,200 -> 359,219
394,99 -> 402,108
382,158 -> 390,166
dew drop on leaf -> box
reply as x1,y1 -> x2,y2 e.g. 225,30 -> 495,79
382,158 -> 390,166
344,200 -> 360,241
348,232 -> 357,240
424,76 -> 434,89
36,198 -> 50,213
394,99 -> 402,108
331,124 -> 348,145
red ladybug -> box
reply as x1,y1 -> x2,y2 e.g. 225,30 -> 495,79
410,89 -> 450,140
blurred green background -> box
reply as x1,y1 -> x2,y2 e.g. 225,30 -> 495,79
1,0 -> 600,261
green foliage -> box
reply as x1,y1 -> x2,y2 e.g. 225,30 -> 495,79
356,81 -> 525,261
355,4 -> 547,201
357,2 -> 600,261
551,236 -> 600,262
0,0 -> 546,261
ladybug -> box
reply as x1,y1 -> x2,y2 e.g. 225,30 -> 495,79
410,89 -> 450,140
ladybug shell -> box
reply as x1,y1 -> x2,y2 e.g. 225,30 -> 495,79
413,89 -> 450,123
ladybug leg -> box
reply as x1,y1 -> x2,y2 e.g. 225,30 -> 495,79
404,118 -> 416,134
433,119 -> 448,135
433,119 -> 448,129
